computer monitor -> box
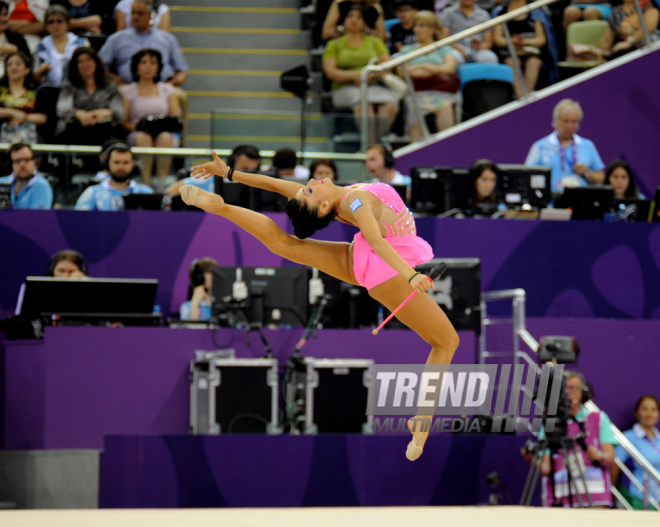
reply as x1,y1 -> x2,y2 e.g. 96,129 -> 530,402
652,187 -> 660,223
613,198 -> 652,222
410,167 -> 472,214
123,193 -> 164,210
18,277 -> 158,317
555,185 -> 614,221
0,182 -> 11,209
497,164 -> 552,209
212,266 -> 311,326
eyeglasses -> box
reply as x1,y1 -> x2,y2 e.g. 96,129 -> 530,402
46,18 -> 65,25
12,157 -> 35,164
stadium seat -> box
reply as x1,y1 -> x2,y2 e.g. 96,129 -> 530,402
558,20 -> 609,70
458,63 -> 515,123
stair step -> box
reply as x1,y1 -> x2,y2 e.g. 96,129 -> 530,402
187,94 -> 305,113
184,50 -> 309,71
186,73 -> 281,91
171,1 -> 300,9
173,29 -> 309,49
171,10 -> 301,29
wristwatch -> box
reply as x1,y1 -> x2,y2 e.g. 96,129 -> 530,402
627,36 -> 634,45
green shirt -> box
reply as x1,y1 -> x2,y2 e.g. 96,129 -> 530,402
322,35 -> 389,91
399,42 -> 452,67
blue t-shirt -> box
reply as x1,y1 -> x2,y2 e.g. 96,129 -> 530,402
615,424 -> 660,501
75,177 -> 153,211
525,132 -> 605,191
0,173 -> 53,209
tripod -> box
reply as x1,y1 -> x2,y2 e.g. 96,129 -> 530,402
520,436 -> 594,508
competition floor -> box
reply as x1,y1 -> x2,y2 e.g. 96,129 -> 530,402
2,506 -> 657,527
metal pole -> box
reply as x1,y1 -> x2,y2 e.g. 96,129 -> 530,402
479,299 -> 487,364
360,68 -> 370,152
401,64 -> 431,141
632,0 -> 652,48
503,23 -> 529,98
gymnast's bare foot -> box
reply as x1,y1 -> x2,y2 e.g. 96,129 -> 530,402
406,417 -> 430,461
180,185 -> 224,212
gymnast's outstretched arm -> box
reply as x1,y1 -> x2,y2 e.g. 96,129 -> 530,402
191,151 -> 305,198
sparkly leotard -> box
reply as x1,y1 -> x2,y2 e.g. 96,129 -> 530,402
338,182 -> 433,290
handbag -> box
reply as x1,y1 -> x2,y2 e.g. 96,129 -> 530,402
380,73 -> 408,99
412,74 -> 460,94
135,114 -> 183,138
0,121 -> 37,144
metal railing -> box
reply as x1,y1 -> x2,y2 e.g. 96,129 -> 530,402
358,0 -> 652,151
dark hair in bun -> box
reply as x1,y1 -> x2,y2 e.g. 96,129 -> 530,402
285,197 -> 336,239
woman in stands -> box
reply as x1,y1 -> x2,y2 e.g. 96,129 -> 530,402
605,160 -> 644,199
598,0 -> 660,59
0,51 -> 46,136
180,257 -> 218,321
55,47 -> 124,147
181,152 -> 460,462
0,1 -> 30,75
398,11 -> 458,142
322,0 -> 386,42
611,394 -> 660,509
309,158 -> 338,181
121,48 -> 180,190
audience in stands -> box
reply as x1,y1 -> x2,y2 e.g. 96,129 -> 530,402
525,99 -> 605,192
270,147 -> 310,179
309,158 -> 338,181
0,52 -> 46,143
50,0 -> 116,35
439,0 -> 498,66
365,143 -> 410,185
6,0 -> 47,37
323,5 -> 398,144
46,249 -> 89,278
611,394 -> 660,510
121,48 -> 180,190
605,160 -> 644,199
98,0 -> 188,87
598,0 -> 660,60
180,257 -> 218,321
322,0 -> 387,42
563,0 -> 612,32
0,142 -> 52,209
389,0 -> 419,53
493,0 -> 547,98
0,1 -> 30,77
55,47 -> 124,146
399,11 -> 458,142
75,143 -> 153,210
36,6 -> 90,87
115,0 -> 170,32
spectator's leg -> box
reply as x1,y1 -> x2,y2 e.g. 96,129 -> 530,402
173,87 -> 189,146
505,57 -> 525,99
376,102 -> 397,140
409,122 -> 422,142
134,131 -> 155,186
524,56 -> 543,94
155,132 -> 175,191
563,5 -> 582,31
474,49 -> 499,64
352,102 -> 375,143
435,100 -> 455,132
582,7 -> 603,20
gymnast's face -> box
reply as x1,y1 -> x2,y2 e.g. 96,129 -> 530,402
296,178 -> 334,215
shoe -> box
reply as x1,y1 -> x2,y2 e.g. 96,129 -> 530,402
406,418 -> 424,461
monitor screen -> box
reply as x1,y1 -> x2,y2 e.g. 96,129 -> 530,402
410,167 -> 472,214
123,193 -> 165,210
212,266 -> 311,326
18,277 -> 158,317
613,198 -> 652,222
497,164 -> 552,209
653,187 -> 660,223
0,182 -> 11,209
555,185 -> 614,221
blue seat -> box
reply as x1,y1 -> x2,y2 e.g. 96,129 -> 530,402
458,63 -> 514,89
384,18 -> 400,33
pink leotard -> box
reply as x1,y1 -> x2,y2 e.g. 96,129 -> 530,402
339,183 -> 433,290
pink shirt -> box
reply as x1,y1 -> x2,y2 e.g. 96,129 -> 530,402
121,82 -> 174,124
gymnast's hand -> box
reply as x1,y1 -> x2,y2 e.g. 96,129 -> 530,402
409,272 -> 434,295
190,151 -> 227,180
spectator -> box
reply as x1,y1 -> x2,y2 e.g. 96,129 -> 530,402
309,158 -> 338,181
366,143 -> 410,185
121,48 -> 180,190
322,5 -> 399,144
525,99 -> 605,192
271,147 -> 310,179
50,0 -> 116,34
0,1 -> 30,77
55,47 -> 124,146
563,0 -> 612,32
399,10 -> 458,142
115,0 -> 170,32
36,5 -> 90,87
389,0 -> 419,53
493,0 -> 547,98
611,394 -> 660,510
0,142 -> 52,209
0,51 -> 47,143
74,143 -> 153,210
530,371 -> 617,507
6,0 -> 47,52
605,160 -> 644,199
46,249 -> 89,278
165,144 -> 262,195
322,0 -> 387,42
439,0 -> 498,66
98,0 -> 188,87
180,257 -> 218,321
598,0 -> 660,60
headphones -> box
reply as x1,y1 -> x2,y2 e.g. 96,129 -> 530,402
101,142 -> 131,170
227,145 -> 260,169
189,259 -> 206,288
46,250 -> 89,277
380,144 -> 395,169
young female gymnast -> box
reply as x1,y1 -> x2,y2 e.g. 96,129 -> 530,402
181,152 -> 459,461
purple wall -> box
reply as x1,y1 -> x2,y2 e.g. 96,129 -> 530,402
396,47 -> 660,198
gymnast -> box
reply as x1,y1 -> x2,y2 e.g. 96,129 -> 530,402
182,152 -> 459,461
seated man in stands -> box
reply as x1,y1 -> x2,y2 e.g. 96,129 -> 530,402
115,0 -> 170,32
389,0 -> 419,53
6,0 -> 47,48
365,143 -> 411,186
270,147 -> 310,179
98,0 -> 187,87
75,143 -> 153,211
439,0 -> 498,66
525,99 -> 605,192
0,142 -> 52,209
